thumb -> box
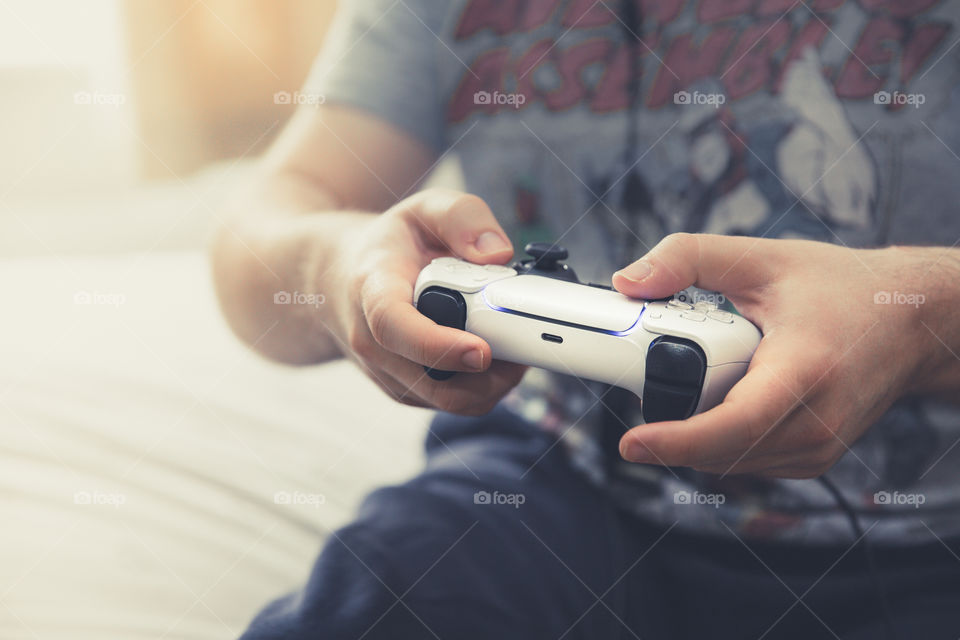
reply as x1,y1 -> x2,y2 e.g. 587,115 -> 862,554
612,233 -> 770,300
407,189 -> 514,265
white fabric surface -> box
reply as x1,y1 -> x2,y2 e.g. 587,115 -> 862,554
0,252 -> 432,639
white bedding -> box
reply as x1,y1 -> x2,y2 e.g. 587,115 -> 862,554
0,252 -> 432,639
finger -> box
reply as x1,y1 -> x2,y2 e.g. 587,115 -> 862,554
357,361 -> 433,409
360,269 -> 492,372
619,340 -> 809,467
403,189 -> 514,264
612,232 -> 774,301
381,353 -> 527,415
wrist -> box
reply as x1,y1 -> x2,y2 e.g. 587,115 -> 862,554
889,246 -> 960,396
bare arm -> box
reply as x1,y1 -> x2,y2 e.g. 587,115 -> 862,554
210,104 -> 527,414
210,104 -> 435,365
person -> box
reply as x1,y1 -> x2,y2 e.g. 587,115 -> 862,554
211,1 -> 960,637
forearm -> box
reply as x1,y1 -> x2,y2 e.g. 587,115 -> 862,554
210,170 -> 374,365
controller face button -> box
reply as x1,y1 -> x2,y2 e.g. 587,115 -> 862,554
667,299 -> 693,310
680,311 -> 706,322
707,310 -> 734,324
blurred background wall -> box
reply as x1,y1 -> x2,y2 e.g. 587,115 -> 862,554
0,0 -> 337,255
124,0 -> 337,178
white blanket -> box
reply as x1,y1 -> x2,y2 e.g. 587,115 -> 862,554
0,252 -> 431,639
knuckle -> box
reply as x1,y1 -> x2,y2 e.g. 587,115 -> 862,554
396,393 -> 423,408
462,400 -> 497,417
440,194 -> 489,235
805,419 -> 838,449
659,232 -> 696,255
432,389 -> 470,415
810,443 -> 840,470
447,192 -> 487,218
799,465 -> 829,479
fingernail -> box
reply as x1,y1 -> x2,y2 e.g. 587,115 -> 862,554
461,348 -> 484,371
615,260 -> 652,283
475,231 -> 509,255
621,439 -> 653,463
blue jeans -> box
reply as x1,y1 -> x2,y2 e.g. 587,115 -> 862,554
241,406 -> 960,639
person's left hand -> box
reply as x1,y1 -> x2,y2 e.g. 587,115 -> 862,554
612,233 -> 938,478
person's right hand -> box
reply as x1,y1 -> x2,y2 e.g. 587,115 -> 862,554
327,189 -> 528,415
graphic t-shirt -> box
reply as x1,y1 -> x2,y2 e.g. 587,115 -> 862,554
308,0 -> 960,544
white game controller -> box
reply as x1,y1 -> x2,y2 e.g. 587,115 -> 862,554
414,243 -> 761,423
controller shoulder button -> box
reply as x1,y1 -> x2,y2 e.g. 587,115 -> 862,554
680,311 -> 707,322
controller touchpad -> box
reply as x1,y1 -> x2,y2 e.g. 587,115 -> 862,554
482,275 -> 642,333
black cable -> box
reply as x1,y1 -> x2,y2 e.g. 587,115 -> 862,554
817,475 -> 896,640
